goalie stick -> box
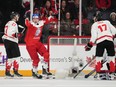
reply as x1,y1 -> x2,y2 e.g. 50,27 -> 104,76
84,59 -> 107,78
73,56 -> 96,78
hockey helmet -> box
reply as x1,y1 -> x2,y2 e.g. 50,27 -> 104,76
32,14 -> 39,19
95,11 -> 102,21
10,11 -> 20,19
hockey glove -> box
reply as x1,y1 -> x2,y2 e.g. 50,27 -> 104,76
17,33 -> 23,39
85,42 -> 93,51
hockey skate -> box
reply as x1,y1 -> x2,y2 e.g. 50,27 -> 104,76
13,68 -> 23,77
94,73 -> 114,80
42,66 -> 55,79
5,70 -> 14,78
32,70 -> 43,79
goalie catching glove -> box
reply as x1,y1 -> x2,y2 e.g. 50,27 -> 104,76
85,42 -> 93,51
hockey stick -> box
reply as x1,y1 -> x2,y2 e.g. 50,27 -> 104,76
84,59 -> 107,78
73,56 -> 96,78
18,25 -> 25,33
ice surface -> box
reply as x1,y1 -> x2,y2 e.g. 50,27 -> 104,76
0,77 -> 116,87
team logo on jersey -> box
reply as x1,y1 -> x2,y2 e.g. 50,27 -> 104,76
35,28 -> 40,36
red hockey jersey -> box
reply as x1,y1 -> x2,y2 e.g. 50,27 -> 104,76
25,18 -> 45,46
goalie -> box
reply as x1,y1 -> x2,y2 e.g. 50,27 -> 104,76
85,11 -> 116,79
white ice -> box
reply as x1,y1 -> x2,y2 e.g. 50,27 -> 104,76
0,77 -> 116,87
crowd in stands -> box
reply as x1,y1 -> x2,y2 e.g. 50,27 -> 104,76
0,0 -> 116,43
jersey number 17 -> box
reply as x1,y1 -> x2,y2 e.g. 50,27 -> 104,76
98,24 -> 107,32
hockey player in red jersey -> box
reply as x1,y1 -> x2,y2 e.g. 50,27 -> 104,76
2,12 -> 23,77
25,14 -> 53,79
85,12 -> 116,79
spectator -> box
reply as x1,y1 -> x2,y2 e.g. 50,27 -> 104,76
86,0 -> 97,23
95,0 -> 111,11
60,0 -> 70,21
41,10 -> 58,43
48,11 -> 58,35
109,12 -> 116,27
22,0 -> 30,11
60,12 -> 74,35
40,0 -> 58,20
73,12 -> 90,35
51,0 -> 59,9
33,8 -> 40,15
34,0 -> 45,9
70,0 -> 87,20
73,13 -> 89,25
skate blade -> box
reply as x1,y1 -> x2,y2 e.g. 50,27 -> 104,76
5,76 -> 14,79
5,75 -> 23,79
14,75 -> 23,79
42,75 -> 55,79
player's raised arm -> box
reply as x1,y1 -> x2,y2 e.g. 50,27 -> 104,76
25,17 -> 31,27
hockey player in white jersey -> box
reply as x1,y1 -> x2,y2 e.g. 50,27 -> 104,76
2,12 -> 23,77
85,12 -> 116,79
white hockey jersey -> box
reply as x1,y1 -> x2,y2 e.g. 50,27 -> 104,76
2,21 -> 19,43
90,20 -> 116,44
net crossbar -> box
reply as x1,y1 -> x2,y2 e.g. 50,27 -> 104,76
48,36 -> 90,45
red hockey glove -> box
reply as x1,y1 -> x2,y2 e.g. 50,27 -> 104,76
17,33 -> 23,39
85,42 -> 93,51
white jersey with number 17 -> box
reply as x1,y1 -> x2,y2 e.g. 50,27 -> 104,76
90,20 -> 116,44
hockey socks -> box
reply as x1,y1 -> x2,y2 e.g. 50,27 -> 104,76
6,58 -> 22,77
109,61 -> 115,73
96,61 -> 102,73
6,59 -> 12,72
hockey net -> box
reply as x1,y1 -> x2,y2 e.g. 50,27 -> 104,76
48,36 -> 96,75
